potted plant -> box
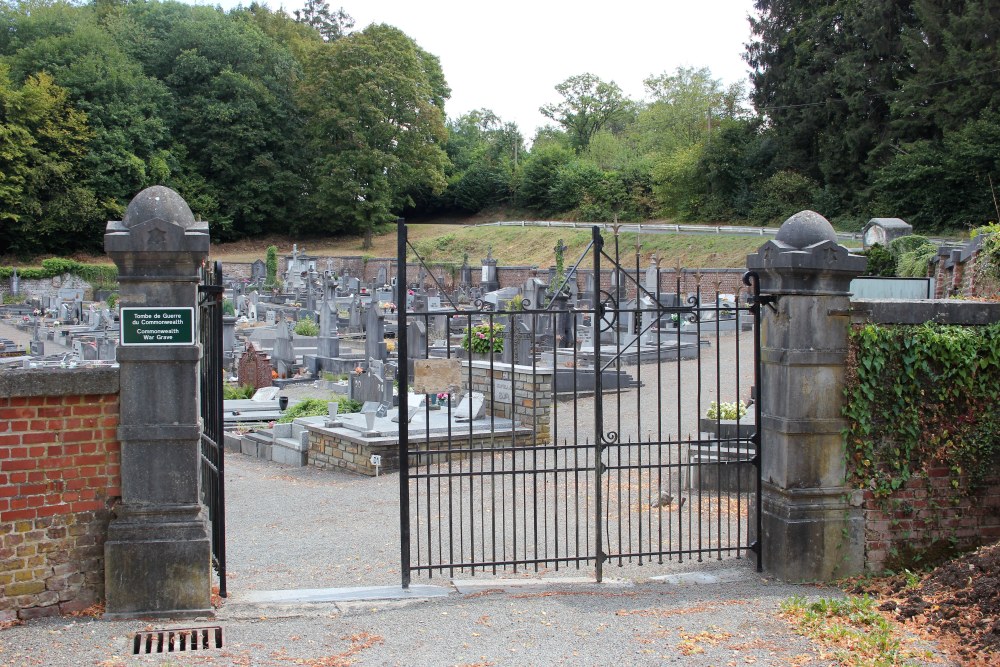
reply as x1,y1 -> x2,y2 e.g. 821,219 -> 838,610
699,400 -> 753,439
461,323 -> 504,359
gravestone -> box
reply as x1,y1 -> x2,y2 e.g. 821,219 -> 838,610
266,310 -> 276,326
272,320 -> 296,377
459,254 -> 472,287
377,266 -> 388,286
10,267 -> 18,296
644,257 -> 659,295
454,391 -> 486,421
500,318 -> 533,365
316,278 -> 341,361
407,320 -> 427,361
364,304 -> 387,363
251,259 -> 266,283
481,247 -> 499,292
238,342 -> 272,389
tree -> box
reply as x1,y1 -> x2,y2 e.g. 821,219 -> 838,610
292,0 -> 353,42
745,0 -> 914,214
892,0 -> 1000,143
516,140 -> 573,213
638,66 -> 746,154
136,3 -> 308,238
440,109 -> 523,212
539,73 -> 632,152
300,24 -> 450,247
0,66 -> 97,255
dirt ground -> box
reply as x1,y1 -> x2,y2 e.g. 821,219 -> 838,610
852,541 -> 1000,666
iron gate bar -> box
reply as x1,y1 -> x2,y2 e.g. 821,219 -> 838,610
743,270 -> 765,572
398,222 -> 410,589
197,261 -> 226,598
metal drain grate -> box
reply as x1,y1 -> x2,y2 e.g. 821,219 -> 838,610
132,626 -> 224,655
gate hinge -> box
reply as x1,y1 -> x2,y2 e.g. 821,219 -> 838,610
753,294 -> 778,313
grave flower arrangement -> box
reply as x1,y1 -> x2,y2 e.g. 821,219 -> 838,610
461,323 -> 504,355
705,400 -> 748,420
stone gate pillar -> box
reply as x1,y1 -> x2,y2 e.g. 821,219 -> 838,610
103,186 -> 212,617
746,211 -> 867,581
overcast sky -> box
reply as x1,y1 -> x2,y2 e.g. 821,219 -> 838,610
204,0 -> 757,137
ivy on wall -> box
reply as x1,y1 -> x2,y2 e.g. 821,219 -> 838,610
844,322 -> 1000,498
0,259 -> 118,287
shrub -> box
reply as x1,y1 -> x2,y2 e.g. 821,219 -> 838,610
277,398 -> 329,423
294,316 -> 319,336
222,299 -> 236,316
749,170 -> 818,225
265,245 -> 278,288
461,323 -> 504,354
863,244 -> 897,277
106,292 -> 119,310
223,383 -> 256,400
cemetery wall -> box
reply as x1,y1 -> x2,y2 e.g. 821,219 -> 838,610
847,301 -> 1000,572
861,468 -> 1000,572
224,262 -> 253,281
0,274 -> 94,302
0,367 -> 120,621
219,257 -> 742,302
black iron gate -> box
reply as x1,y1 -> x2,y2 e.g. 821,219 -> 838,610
398,224 -> 761,585
198,260 -> 227,597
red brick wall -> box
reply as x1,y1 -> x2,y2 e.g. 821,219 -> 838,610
862,467 -> 1000,572
0,374 -> 120,622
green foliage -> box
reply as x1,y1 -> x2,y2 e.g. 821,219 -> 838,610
277,398 -> 329,422
0,259 -> 117,283
223,383 -> 256,400
863,244 -> 897,277
844,323 -> 1000,500
516,142 -> 573,213
222,299 -> 236,316
277,395 -> 360,422
973,225 -> 1000,282
461,323 -> 504,355
887,236 -> 937,278
539,73 -> 632,152
105,292 -> 118,310
300,24 -> 449,245
336,396 -> 362,414
748,170 -> 817,225
293,316 -> 319,336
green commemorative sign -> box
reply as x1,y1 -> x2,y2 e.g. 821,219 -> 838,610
120,307 -> 195,346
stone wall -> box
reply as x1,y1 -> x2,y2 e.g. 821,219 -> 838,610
0,367 -> 120,621
0,274 -> 94,302
219,258 -> 744,302
466,361 -> 553,445
309,428 -> 534,476
861,468 -> 1000,572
